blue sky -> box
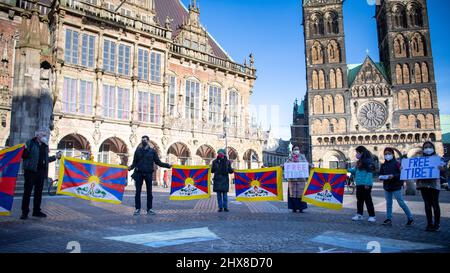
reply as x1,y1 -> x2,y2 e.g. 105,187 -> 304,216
181,0 -> 450,139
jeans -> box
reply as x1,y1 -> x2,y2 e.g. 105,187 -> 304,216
21,169 -> 46,215
134,172 -> 153,210
385,190 -> 413,220
420,188 -> 440,226
356,185 -> 375,217
217,191 -> 228,209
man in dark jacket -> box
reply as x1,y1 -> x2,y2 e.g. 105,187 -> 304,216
128,136 -> 171,216
211,149 -> 234,212
21,130 -> 61,220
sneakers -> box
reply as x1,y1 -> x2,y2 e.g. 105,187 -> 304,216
133,209 -> 140,216
434,225 -> 440,232
352,214 -> 364,221
218,208 -> 223,212
147,209 -> 156,215
32,211 -> 47,218
382,219 -> 392,226
20,214 -> 28,220
224,208 -> 229,212
406,219 -> 414,226
368,217 -> 376,223
425,224 -> 434,232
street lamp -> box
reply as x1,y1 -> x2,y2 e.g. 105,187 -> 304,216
223,113 -> 229,155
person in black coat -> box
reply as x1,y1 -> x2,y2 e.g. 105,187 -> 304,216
379,147 -> 413,226
128,136 -> 172,216
211,149 -> 234,212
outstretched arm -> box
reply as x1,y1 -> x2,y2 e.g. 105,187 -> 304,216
153,151 -> 171,169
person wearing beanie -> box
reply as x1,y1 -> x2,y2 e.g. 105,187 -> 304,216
211,149 -> 234,212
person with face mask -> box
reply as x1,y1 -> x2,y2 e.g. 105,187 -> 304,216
129,136 -> 172,216
416,141 -> 444,232
20,129 -> 62,220
348,146 -> 376,222
379,148 -> 413,226
211,149 -> 234,212
284,145 -> 308,213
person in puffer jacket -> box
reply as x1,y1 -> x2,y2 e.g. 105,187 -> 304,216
348,146 -> 376,223
379,147 -> 413,226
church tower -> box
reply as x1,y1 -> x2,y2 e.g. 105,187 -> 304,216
376,0 -> 443,154
302,0 -> 350,168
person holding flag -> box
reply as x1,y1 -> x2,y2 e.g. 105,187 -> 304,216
284,145 -> 308,213
128,136 -> 172,216
20,129 -> 61,220
211,149 -> 234,212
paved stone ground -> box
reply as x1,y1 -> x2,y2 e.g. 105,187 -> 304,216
0,183 -> 449,253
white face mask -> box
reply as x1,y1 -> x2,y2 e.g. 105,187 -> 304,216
39,136 -> 49,144
293,150 -> 300,155
424,148 -> 434,155
385,154 -> 393,161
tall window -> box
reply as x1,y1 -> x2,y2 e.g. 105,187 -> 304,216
168,75 -> 176,116
138,91 -> 160,123
103,39 -> 116,73
229,90 -> 239,126
208,85 -> 221,123
81,34 -> 95,68
138,48 -> 149,80
185,80 -> 200,120
117,87 -> 130,119
103,84 -> 116,118
150,52 -> 161,82
138,91 -> 149,122
150,93 -> 161,123
65,29 -> 79,64
118,44 -> 131,76
79,80 -> 93,115
62,77 -> 77,113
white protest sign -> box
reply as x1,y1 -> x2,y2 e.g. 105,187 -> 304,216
400,156 -> 442,180
284,162 -> 309,179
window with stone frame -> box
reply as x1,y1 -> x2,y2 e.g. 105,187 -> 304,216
118,44 -> 131,76
62,77 -> 77,113
79,80 -> 94,115
208,85 -> 222,124
229,90 -> 239,127
185,79 -> 200,120
103,39 -> 116,73
150,93 -> 161,123
117,87 -> 130,120
102,84 -> 116,118
65,29 -> 79,65
81,33 -> 95,68
167,75 -> 177,116
150,51 -> 162,82
138,48 -> 149,81
138,91 -> 149,122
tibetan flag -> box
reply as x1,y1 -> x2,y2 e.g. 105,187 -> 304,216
57,157 -> 128,204
0,144 -> 25,216
302,168 -> 347,210
234,167 -> 283,202
170,165 -> 211,200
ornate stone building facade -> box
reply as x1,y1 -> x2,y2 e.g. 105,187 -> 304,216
0,0 -> 264,184
299,0 -> 443,168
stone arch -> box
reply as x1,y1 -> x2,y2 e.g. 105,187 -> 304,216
329,68 -> 336,89
429,133 -> 436,141
336,68 -> 343,88
311,41 -> 324,64
396,64 -> 403,84
313,95 -> 324,114
394,34 -> 408,58
243,149 -> 260,169
398,90 -> 409,109
417,114 -> 426,129
58,133 -> 92,158
408,115 -> 416,129
335,94 -> 344,113
167,142 -> 191,165
411,32 -> 426,57
402,63 -> 410,84
392,3 -> 407,28
319,70 -> 326,90
327,40 -> 340,63
414,62 -> 422,83
409,89 -> 420,109
421,62 -> 429,83
312,119 -> 322,135
426,114 -> 435,129
312,70 -> 319,90
322,150 -> 347,169
399,115 -> 408,129
195,144 -> 216,165
324,94 -> 334,114
310,12 -> 324,36
227,146 -> 240,169
421,88 -> 432,109
98,137 -> 129,165
407,2 -> 423,27
322,119 -> 330,134
338,118 -> 346,133
324,11 -> 339,34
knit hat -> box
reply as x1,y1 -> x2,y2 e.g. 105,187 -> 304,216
217,149 -> 226,155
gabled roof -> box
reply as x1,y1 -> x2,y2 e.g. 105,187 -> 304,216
154,0 -> 230,60
347,55 -> 389,86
